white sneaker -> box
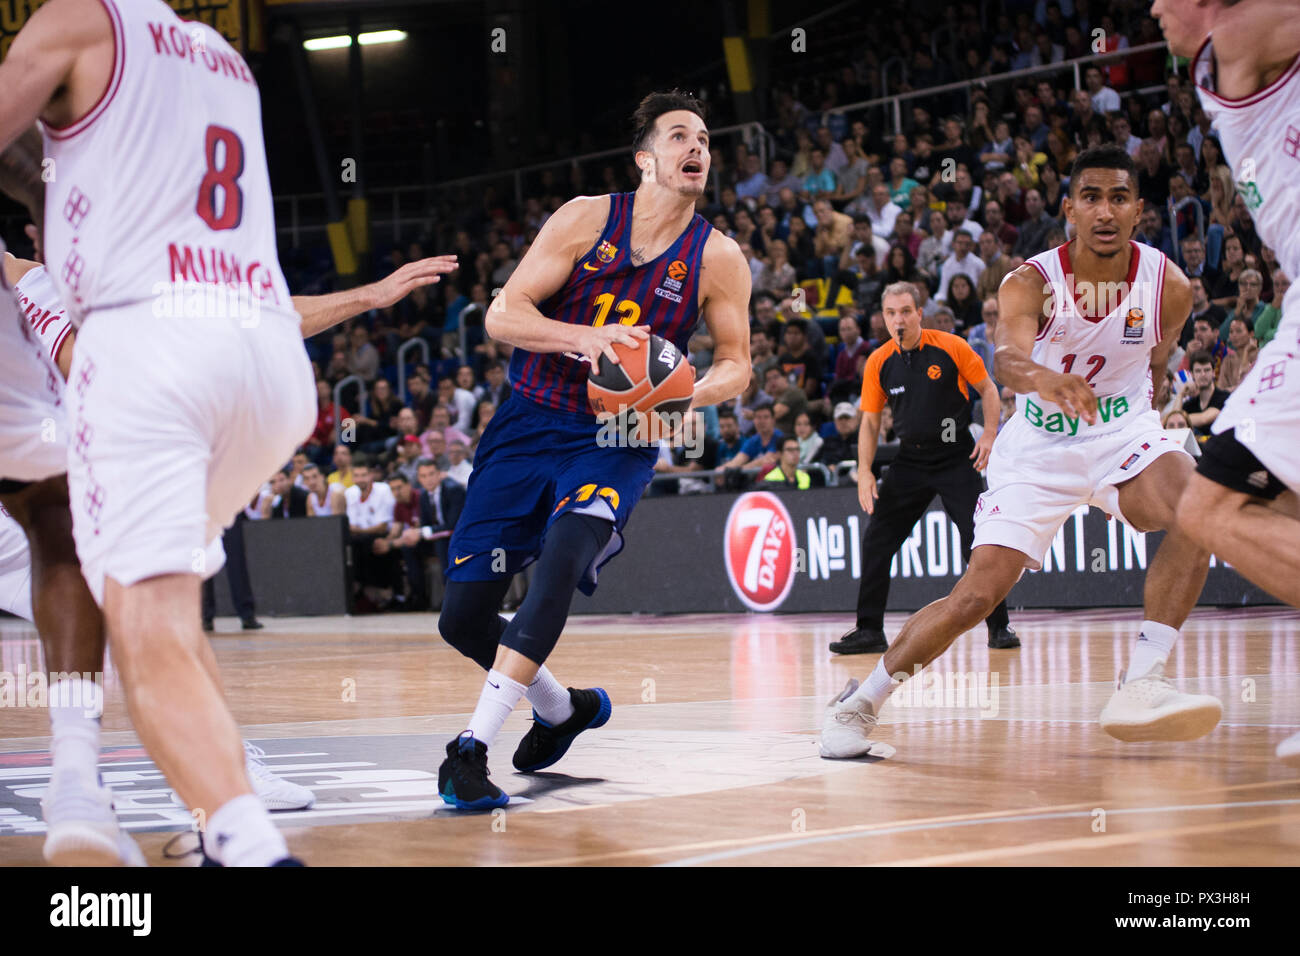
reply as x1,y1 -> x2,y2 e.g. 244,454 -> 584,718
819,679 -> 881,759
1277,731 -> 1300,767
1099,663 -> 1223,742
244,741 -> 315,811
42,771 -> 144,866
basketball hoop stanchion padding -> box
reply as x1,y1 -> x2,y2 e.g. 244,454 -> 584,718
212,515 -> 352,617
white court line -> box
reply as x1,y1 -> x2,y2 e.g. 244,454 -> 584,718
658,797 -> 1300,867
3,686 -> 1298,753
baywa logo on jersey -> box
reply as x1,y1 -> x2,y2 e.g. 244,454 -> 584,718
1123,307 -> 1145,340
1236,179 -> 1264,211
723,491 -> 797,611
596,240 -> 618,264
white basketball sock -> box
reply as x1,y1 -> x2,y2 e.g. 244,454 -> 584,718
208,794 -> 289,867
1128,620 -> 1180,678
860,659 -> 900,712
48,678 -> 102,780
465,669 -> 528,748
527,667 -> 575,726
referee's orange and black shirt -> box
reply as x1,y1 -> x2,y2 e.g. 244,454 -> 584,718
860,329 -> 989,466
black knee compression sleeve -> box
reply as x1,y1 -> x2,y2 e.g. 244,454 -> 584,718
438,578 -> 512,669
498,512 -> 613,666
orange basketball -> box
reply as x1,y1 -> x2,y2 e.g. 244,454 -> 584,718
587,333 -> 694,441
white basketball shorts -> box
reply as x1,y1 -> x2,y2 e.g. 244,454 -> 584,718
973,408 -> 1191,570
1207,317 -> 1300,494
0,511 -> 33,621
0,309 -> 68,486
65,306 -> 315,604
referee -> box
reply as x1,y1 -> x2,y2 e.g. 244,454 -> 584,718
832,282 -> 1018,654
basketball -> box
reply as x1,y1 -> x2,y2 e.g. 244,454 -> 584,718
587,333 -> 694,440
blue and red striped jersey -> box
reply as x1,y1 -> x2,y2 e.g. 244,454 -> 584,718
509,191 -> 713,416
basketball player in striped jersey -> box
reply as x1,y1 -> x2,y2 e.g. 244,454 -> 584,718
0,0 -> 452,863
434,91 -> 751,809
1155,0 -> 1300,766
823,146 -> 1224,758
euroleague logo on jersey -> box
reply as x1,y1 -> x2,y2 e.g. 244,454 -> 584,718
723,491 -> 797,611
657,259 -> 689,303
926,364 -> 942,380
1123,307 -> 1145,340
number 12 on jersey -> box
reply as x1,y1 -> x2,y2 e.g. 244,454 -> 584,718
1061,353 -> 1106,384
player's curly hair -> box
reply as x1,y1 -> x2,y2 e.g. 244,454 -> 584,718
631,90 -> 707,154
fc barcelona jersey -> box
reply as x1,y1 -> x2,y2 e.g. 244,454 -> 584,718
509,191 -> 713,416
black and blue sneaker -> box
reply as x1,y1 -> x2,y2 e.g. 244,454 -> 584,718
438,732 -> 509,810
512,687 -> 612,773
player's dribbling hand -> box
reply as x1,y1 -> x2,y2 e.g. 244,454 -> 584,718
579,322 -> 650,368
1038,371 -> 1098,424
858,471 -> 879,514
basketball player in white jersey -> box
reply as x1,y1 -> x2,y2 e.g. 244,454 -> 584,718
0,179 -> 453,861
0,229 -> 143,864
1,246 -> 454,819
1155,0 -> 1300,766
0,0 -> 452,865
822,146 -> 1223,758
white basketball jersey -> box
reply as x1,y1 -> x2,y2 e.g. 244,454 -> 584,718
13,265 -> 74,369
1194,39 -> 1300,328
41,0 -> 292,328
1020,240 -> 1166,439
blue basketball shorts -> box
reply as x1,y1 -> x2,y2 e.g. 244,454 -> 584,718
446,394 -> 657,594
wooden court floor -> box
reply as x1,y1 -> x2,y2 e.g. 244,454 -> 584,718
2,606 -> 1299,866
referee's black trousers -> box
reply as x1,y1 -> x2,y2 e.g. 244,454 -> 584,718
855,455 -> 1010,634
201,513 -> 256,623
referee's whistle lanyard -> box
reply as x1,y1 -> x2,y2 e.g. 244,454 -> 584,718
897,327 -> 912,366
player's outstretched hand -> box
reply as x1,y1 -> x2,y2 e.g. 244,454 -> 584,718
858,470 -> 879,515
1037,371 -> 1098,425
579,322 -> 649,368
372,256 -> 459,309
